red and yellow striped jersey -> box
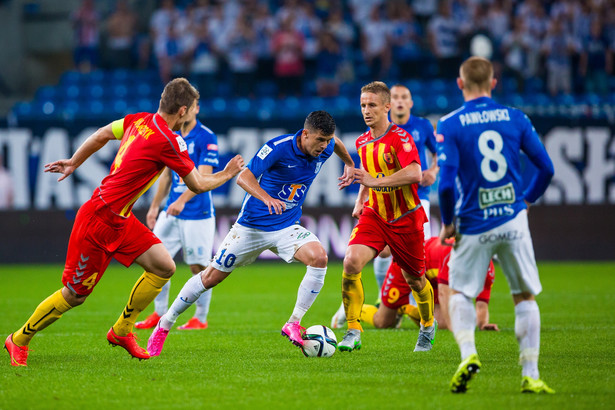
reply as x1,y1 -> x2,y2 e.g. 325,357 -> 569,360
356,124 -> 425,223
93,112 -> 195,217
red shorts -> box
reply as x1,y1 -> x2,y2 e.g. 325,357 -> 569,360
437,255 -> 495,304
62,196 -> 160,296
349,207 -> 425,277
381,262 -> 439,310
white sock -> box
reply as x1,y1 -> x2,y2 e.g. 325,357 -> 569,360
289,266 -> 326,323
373,255 -> 392,291
449,293 -> 477,360
515,300 -> 540,379
160,273 -> 206,330
154,281 -> 170,316
194,289 -> 212,323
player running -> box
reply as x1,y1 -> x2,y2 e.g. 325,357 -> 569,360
438,57 -> 554,393
4,78 -> 244,366
136,103 -> 219,331
371,85 -> 439,293
338,81 -> 435,353
146,110 -> 356,356
371,84 -> 440,298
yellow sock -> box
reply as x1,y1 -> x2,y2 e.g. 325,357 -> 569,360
398,304 -> 421,326
412,280 -> 435,327
342,271 -> 364,332
113,271 -> 169,336
13,289 -> 72,346
360,304 -> 378,326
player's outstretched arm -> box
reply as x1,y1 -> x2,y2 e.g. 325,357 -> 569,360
351,184 -> 369,219
167,165 -> 213,216
183,154 -> 244,194
236,168 -> 286,215
333,136 -> 355,189
354,162 -> 422,189
420,153 -> 440,187
146,167 -> 172,229
44,124 -> 116,181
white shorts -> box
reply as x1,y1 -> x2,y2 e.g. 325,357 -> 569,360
210,223 -> 321,273
153,211 -> 215,266
448,210 -> 541,298
421,199 -> 431,240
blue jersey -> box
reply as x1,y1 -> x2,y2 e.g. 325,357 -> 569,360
237,130 -> 335,231
394,114 -> 436,200
166,120 -> 219,220
437,97 -> 552,234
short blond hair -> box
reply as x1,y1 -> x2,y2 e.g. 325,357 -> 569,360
361,81 -> 390,104
460,57 -> 494,93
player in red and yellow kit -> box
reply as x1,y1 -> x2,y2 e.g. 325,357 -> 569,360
4,78 -> 244,366
338,81 -> 435,352
359,237 -> 498,331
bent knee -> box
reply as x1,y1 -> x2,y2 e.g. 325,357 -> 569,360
62,287 -> 87,307
156,259 -> 176,278
343,256 -> 364,276
310,251 -> 328,268
373,314 -> 396,329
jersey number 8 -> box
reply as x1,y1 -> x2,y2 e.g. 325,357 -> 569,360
478,130 -> 507,182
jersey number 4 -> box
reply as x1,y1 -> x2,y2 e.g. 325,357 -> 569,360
478,130 -> 507,182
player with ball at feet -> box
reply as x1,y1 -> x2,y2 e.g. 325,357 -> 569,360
147,111 -> 356,355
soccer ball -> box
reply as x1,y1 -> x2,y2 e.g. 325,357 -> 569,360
301,325 -> 337,357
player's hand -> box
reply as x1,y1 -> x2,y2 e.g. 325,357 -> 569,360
224,155 -> 245,177
338,165 -> 355,189
263,197 -> 286,215
146,206 -> 159,230
167,200 -> 185,216
439,224 -> 455,245
44,159 -> 76,182
353,168 -> 377,188
480,323 -> 500,331
351,201 -> 364,219
420,168 -> 437,187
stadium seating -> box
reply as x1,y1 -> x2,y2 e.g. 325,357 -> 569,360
10,69 -> 615,122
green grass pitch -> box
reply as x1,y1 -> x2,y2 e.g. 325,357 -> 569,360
1,261 -> 614,409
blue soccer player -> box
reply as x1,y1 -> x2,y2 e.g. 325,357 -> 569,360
147,110 -> 355,355
136,102 -> 219,331
437,57 -> 555,394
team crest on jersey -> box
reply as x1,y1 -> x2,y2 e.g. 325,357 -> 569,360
383,152 -> 394,164
278,183 -> 307,202
403,142 -> 413,152
314,162 -> 323,173
176,136 -> 188,152
257,144 -> 272,159
188,142 -> 195,154
411,130 -> 420,142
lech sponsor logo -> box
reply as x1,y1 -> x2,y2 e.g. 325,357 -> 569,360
478,182 -> 515,209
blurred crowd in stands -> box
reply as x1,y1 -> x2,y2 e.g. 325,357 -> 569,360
71,0 -> 614,98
